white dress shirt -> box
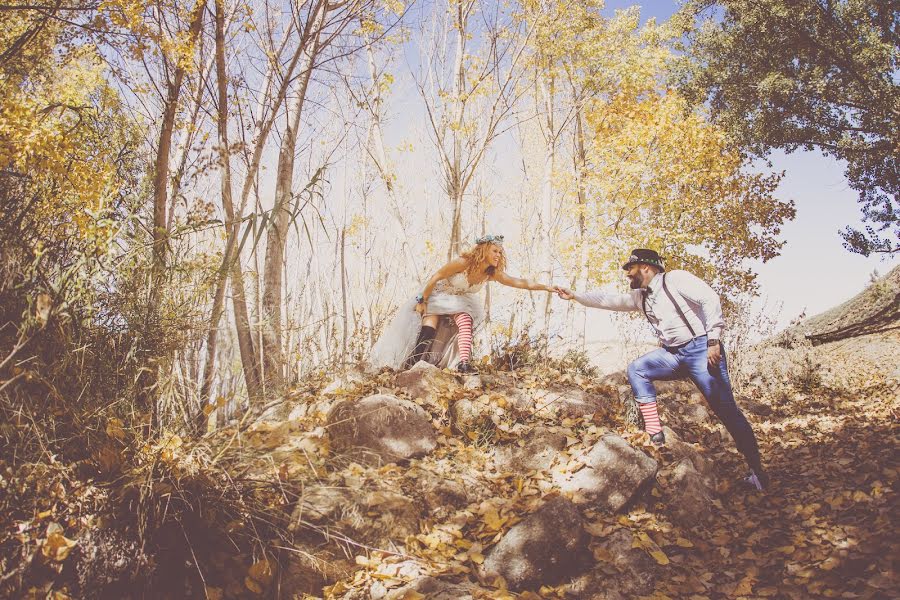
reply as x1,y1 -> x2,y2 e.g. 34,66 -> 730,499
574,270 -> 725,347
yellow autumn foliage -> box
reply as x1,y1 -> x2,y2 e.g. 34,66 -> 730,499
0,13 -> 136,255
519,1 -> 794,297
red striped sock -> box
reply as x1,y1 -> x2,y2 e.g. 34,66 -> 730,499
454,313 -> 473,362
639,402 -> 662,435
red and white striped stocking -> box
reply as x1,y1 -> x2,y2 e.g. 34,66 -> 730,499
453,312 -> 474,363
638,401 -> 662,436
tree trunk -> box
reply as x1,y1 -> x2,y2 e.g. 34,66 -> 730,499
448,1 -> 467,259
142,0 -> 205,425
572,105 -> 589,347
199,0 -> 262,419
260,0 -> 326,392
199,1 -> 317,409
537,68 -> 556,340
150,1 -> 205,304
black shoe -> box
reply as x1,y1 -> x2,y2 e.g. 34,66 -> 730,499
457,361 -> 479,375
649,431 -> 666,446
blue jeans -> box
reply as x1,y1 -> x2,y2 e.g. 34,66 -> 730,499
626,336 -> 762,470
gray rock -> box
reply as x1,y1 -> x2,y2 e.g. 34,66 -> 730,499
494,427 -> 566,474
567,529 -> 658,599
661,427 -> 713,479
326,394 -> 437,465
480,496 -> 591,591
674,393 -> 713,424
556,434 -> 658,512
665,458 -> 715,526
384,576 -> 478,600
395,361 -> 449,399
529,388 -> 604,418
462,375 -> 484,390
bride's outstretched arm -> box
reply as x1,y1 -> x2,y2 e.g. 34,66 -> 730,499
492,271 -> 554,292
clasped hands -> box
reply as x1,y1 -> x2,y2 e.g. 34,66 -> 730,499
552,286 -> 575,300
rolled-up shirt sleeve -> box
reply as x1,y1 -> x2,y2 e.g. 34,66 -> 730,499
671,271 -> 725,340
574,290 -> 642,312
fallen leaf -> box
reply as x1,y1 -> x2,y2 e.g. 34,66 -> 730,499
42,532 -> 77,561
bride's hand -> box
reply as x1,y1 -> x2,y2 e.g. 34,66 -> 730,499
415,302 -> 426,315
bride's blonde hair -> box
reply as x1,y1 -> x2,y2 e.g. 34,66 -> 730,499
461,242 -> 507,276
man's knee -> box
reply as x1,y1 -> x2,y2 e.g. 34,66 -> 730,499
626,360 -> 642,385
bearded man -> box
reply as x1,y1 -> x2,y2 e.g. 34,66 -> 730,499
556,249 -> 769,491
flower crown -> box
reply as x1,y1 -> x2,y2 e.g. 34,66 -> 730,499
475,234 -> 504,245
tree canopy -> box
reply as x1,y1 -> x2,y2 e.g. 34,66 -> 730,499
676,0 -> 899,256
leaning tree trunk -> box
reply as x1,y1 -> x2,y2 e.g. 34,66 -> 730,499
199,0 -> 262,420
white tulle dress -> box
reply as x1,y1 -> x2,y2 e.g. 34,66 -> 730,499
369,272 -> 486,370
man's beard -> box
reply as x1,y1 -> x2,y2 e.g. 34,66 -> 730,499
628,276 -> 642,289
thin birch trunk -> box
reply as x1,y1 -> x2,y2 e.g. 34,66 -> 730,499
200,0 -> 262,414
537,68 -> 556,340
573,105 -> 589,347
261,0 -> 327,391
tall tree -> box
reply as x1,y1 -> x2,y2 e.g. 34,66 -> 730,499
416,0 -> 532,257
149,0 -> 206,306
677,0 -> 899,256
261,0 -> 389,390
199,0 -> 263,410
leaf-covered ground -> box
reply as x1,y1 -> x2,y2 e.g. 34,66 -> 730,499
233,327 -> 898,600
2,327 -> 896,600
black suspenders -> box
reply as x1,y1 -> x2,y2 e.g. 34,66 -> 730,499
641,273 -> 698,337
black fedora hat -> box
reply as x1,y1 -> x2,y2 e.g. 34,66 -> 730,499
622,248 -> 665,271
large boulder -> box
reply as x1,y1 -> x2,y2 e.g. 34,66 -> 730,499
395,361 -> 451,400
527,388 -> 606,419
567,529 -> 659,599
480,496 -> 591,591
493,427 -> 566,474
664,458 -> 716,526
668,392 -> 713,426
662,426 -> 714,479
384,576 -> 478,600
555,434 -> 657,512
326,394 -> 437,465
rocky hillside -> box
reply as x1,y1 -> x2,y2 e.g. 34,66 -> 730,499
234,336 -> 896,600
2,269 -> 896,599
787,264 -> 899,345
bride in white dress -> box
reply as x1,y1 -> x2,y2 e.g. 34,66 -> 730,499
370,235 -> 556,373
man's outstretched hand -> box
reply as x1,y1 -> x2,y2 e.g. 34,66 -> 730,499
555,287 -> 575,300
